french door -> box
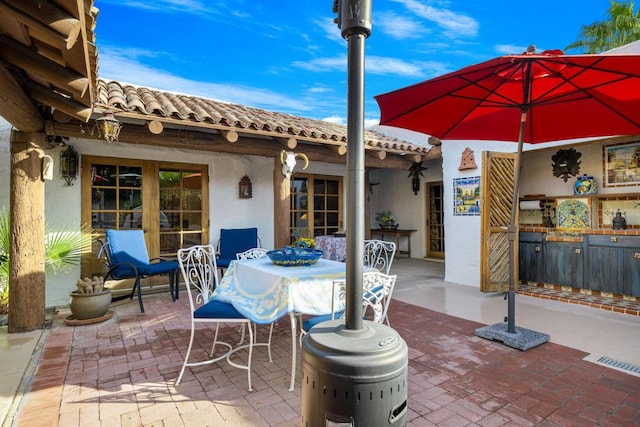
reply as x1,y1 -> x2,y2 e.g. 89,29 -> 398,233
426,181 -> 445,259
290,174 -> 343,243
81,156 -> 208,276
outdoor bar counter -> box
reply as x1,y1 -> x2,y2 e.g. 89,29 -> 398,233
518,227 -> 640,298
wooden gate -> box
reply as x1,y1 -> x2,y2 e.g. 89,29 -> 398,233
480,151 -> 517,292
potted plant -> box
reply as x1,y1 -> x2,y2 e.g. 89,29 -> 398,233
69,276 -> 112,320
376,210 -> 398,230
0,208 -> 93,319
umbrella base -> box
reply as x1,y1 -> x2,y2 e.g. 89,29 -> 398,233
474,323 -> 550,351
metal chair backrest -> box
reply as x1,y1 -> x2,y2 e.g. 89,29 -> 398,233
177,244 -> 219,313
327,271 -> 396,323
236,247 -> 269,260
362,271 -> 397,323
363,239 -> 397,274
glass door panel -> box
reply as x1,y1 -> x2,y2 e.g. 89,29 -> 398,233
290,174 -> 342,241
426,182 -> 445,259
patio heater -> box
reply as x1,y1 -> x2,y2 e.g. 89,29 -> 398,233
301,2 -> 408,425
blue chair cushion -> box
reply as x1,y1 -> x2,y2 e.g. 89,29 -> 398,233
194,299 -> 245,319
107,229 -> 150,265
302,310 -> 345,332
138,260 -> 179,276
106,229 -> 178,278
217,228 -> 258,268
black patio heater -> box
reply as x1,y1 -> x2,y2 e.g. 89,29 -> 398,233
300,2 -> 408,426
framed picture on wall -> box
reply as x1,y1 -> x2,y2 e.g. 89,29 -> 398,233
453,176 -> 481,216
603,142 -> 640,187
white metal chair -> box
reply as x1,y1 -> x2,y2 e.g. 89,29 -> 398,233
175,244 -> 271,391
235,247 -> 272,344
299,271 -> 397,345
363,239 -> 397,325
236,247 -> 269,260
363,239 -> 397,274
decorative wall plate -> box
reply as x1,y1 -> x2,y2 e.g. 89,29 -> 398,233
556,198 -> 591,229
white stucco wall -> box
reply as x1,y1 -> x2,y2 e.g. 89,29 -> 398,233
441,140 -> 519,286
368,157 -> 442,259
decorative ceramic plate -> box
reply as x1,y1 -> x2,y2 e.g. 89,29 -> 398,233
267,247 -> 323,266
556,198 -> 591,229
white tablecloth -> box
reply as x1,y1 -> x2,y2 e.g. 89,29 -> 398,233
314,235 -> 346,262
214,257 -> 347,324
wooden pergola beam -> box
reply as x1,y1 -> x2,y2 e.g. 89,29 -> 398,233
0,64 -> 43,132
0,1 -> 81,50
275,136 -> 297,149
0,35 -> 89,98
45,120 -> 415,169
26,81 -> 92,122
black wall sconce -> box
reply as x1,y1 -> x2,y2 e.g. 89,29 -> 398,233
60,145 -> 79,186
239,175 -> 252,198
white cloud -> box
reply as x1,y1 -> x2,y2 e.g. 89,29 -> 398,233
391,0 -> 479,38
98,48 -> 313,112
495,44 -> 527,55
292,55 -> 427,78
322,116 -> 344,125
375,11 -> 427,39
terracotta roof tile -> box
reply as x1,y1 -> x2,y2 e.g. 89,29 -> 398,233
95,79 -> 433,155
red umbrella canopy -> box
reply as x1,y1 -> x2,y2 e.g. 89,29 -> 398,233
375,49 -> 640,144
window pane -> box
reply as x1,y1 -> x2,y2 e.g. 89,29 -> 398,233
182,191 -> 202,210
326,195 -> 339,210
182,212 -> 202,229
119,166 -> 142,187
92,165 -> 116,186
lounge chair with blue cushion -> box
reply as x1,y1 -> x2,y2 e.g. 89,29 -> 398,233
99,229 -> 180,313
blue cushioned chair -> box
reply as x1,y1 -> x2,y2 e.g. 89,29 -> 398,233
175,244 -> 272,391
216,227 -> 259,272
99,229 -> 179,313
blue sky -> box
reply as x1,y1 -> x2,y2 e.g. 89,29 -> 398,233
94,0 -> 609,128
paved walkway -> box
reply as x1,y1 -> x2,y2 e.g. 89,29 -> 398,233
9,290 -> 640,426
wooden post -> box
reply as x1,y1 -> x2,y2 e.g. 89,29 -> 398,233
8,130 -> 46,332
273,156 -> 290,248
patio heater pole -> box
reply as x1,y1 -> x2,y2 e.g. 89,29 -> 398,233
336,0 -> 371,330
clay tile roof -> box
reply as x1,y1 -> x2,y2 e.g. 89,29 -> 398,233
96,79 -> 433,155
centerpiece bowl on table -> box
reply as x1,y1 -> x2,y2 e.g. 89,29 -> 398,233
266,243 -> 323,267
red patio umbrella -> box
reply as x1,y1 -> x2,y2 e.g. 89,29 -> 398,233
375,47 -> 640,348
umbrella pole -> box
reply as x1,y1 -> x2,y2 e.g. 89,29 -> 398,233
506,114 -> 526,334
474,110 -> 550,350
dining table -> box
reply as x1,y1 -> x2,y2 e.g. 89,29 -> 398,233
213,256 -> 351,391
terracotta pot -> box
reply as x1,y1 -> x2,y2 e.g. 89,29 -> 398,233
69,290 -> 112,320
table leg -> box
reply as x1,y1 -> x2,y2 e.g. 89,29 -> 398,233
288,311 -> 297,392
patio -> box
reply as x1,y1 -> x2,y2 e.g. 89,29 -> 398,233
6,258 -> 640,426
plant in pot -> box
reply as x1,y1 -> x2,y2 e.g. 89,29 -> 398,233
70,276 -> 112,321
376,210 -> 398,230
0,208 -> 94,321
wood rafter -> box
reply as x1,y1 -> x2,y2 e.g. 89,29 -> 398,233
45,120 -> 415,169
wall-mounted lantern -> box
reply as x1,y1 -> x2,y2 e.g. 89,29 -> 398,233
239,175 -> 252,199
60,145 -> 79,186
95,110 -> 122,143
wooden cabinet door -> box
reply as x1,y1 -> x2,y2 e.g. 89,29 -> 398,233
519,241 -> 544,283
545,242 -> 584,289
587,246 -> 622,294
622,248 -> 640,296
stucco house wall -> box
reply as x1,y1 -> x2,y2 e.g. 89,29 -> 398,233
0,120 -> 351,308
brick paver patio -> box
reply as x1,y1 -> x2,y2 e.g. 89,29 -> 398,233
14,293 -> 640,426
